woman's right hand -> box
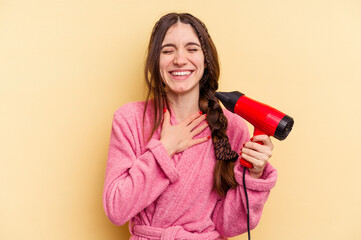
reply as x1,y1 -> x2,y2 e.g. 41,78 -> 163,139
160,109 -> 210,157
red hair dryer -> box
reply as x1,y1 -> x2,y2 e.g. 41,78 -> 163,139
215,91 -> 294,168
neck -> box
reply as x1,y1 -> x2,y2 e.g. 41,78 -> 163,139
167,90 -> 200,122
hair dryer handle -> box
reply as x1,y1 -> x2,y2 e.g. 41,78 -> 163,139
240,128 -> 266,168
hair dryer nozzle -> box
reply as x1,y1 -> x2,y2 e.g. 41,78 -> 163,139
274,115 -> 294,140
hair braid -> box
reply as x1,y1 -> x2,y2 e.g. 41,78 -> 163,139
194,19 -> 239,197
199,88 -> 238,197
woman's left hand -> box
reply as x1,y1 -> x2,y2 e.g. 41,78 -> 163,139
240,135 -> 274,179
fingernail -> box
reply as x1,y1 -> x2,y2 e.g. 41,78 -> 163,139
204,113 -> 207,118
163,108 -> 167,113
250,137 -> 254,141
199,111 -> 203,115
207,136 -> 211,140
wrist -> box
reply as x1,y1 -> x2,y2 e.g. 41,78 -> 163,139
249,170 -> 263,179
160,140 -> 175,157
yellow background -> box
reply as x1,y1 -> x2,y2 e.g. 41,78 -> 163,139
1,0 -> 360,239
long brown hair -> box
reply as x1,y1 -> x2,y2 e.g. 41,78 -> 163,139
144,13 -> 237,197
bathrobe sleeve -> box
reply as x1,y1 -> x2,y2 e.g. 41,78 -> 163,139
212,111 -> 278,237
103,104 -> 180,226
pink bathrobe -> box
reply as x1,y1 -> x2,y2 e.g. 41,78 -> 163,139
103,101 -> 277,240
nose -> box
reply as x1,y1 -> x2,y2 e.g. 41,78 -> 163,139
173,50 -> 187,66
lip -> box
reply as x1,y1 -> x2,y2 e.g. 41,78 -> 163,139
169,69 -> 194,74
168,69 -> 194,80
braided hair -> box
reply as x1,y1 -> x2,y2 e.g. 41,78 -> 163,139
144,13 -> 239,197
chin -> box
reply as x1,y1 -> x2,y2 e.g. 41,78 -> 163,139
170,86 -> 198,96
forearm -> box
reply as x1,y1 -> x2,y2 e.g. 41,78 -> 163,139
103,132 -> 180,225
212,162 -> 277,237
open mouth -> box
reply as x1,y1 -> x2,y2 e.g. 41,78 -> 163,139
169,70 -> 193,77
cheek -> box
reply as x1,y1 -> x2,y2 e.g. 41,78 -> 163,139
159,58 -> 168,81
159,71 -> 168,86
197,55 -> 205,71
197,60 -> 205,75
159,54 -> 171,70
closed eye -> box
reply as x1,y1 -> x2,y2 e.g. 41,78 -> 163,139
162,50 -> 174,54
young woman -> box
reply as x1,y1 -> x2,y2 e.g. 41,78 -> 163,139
103,13 -> 277,240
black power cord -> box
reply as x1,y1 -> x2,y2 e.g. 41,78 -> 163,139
242,166 -> 251,240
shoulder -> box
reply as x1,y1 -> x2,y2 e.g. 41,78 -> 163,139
113,100 -> 156,122
222,108 -> 250,147
114,101 -> 145,116
112,100 -> 155,133
112,101 -> 150,128
222,108 -> 248,131
114,101 -> 147,118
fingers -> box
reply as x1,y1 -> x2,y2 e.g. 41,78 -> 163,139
240,135 -> 273,165
243,142 -> 272,158
240,152 -> 265,169
187,114 -> 207,131
190,122 -> 209,137
189,135 -> 210,148
162,108 -> 170,128
178,111 -> 208,135
160,109 -> 210,155
251,135 -> 274,150
241,144 -> 272,162
182,111 -> 205,127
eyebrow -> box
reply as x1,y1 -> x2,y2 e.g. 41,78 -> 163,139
161,42 -> 201,49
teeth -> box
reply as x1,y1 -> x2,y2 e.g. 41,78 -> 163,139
171,71 -> 191,76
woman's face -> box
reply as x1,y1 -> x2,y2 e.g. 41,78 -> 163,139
159,22 -> 205,97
